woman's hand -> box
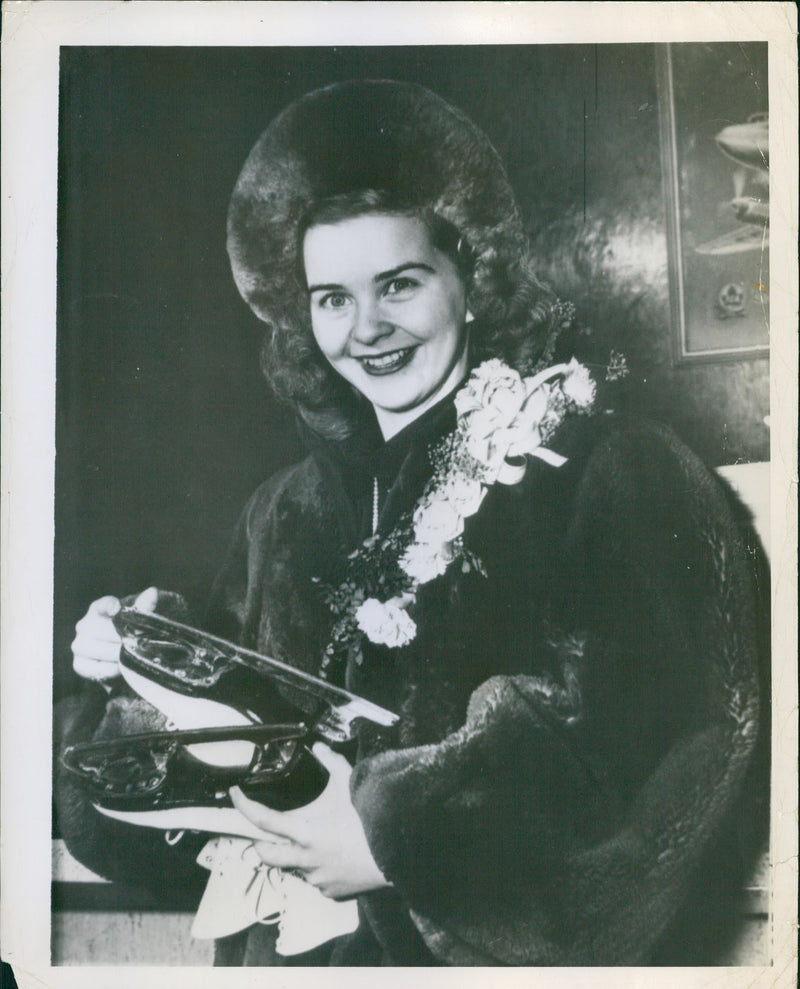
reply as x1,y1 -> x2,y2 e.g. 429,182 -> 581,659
230,742 -> 391,900
71,587 -> 159,681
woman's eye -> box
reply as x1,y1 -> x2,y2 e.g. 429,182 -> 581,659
384,277 -> 417,297
318,292 -> 350,311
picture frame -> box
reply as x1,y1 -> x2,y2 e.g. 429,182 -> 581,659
656,42 -> 770,365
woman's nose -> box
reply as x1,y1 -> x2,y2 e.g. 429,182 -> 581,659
352,300 -> 392,346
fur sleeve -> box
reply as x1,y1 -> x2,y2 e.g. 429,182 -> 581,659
54,687 -> 208,901
53,589 -> 206,900
350,420 -> 763,965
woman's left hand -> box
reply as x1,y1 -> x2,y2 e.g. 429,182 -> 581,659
230,742 -> 391,900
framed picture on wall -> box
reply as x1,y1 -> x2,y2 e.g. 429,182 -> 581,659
657,42 -> 770,364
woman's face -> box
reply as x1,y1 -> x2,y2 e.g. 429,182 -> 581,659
303,213 -> 471,438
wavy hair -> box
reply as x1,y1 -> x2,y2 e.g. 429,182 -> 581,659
260,188 -> 559,439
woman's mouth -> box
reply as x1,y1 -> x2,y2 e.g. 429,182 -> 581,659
358,347 -> 416,376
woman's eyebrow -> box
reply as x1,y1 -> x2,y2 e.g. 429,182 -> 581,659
307,281 -> 344,294
307,262 -> 435,295
374,262 -> 435,283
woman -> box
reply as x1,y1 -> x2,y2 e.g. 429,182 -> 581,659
58,80 -> 765,966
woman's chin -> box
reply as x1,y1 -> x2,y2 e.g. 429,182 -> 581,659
356,371 -> 426,415
367,386 -> 449,439
370,390 -> 428,418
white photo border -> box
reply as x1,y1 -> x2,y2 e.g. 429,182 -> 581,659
2,3 -> 797,987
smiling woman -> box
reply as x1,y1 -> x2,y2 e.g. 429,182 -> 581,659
55,78 -> 768,968
304,212 -> 472,437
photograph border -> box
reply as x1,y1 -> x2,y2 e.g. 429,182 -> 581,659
2,3 -> 797,988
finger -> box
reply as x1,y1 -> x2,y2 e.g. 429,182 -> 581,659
251,840 -> 310,871
134,586 -> 159,613
229,787 -> 305,844
73,656 -> 121,680
71,636 -> 121,664
311,742 -> 352,776
87,596 -> 122,618
74,615 -> 121,642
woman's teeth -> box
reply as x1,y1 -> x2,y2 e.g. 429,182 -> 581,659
359,348 -> 415,374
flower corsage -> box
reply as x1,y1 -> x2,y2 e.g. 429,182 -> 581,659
316,358 -> 595,675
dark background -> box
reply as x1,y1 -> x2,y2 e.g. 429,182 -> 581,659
55,44 -> 770,700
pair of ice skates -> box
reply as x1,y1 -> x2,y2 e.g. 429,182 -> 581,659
61,608 -> 396,949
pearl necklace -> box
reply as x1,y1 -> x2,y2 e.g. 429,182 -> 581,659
372,476 -> 380,537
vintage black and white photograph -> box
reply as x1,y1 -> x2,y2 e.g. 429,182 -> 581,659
2,3 -> 797,986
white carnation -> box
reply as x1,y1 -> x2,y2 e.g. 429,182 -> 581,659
355,597 -> 417,648
399,540 -> 454,583
456,360 -> 526,434
439,475 -> 485,519
562,358 -> 596,409
413,495 -> 464,544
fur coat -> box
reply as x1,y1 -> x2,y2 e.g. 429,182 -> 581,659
55,393 -> 768,966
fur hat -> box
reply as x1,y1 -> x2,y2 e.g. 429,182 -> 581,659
227,80 -> 526,330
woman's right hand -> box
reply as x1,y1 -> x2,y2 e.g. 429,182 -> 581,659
71,586 -> 159,681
